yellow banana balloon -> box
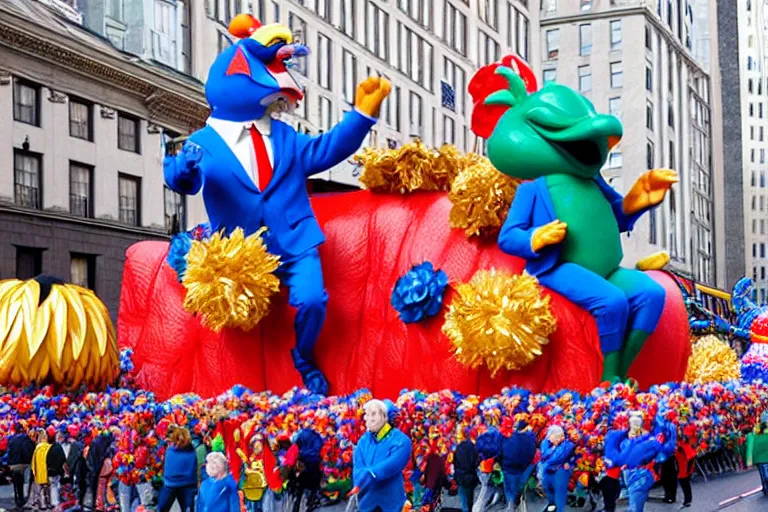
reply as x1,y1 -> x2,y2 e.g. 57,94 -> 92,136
0,277 -> 120,389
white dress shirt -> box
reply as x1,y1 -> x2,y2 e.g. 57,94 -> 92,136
207,116 -> 274,190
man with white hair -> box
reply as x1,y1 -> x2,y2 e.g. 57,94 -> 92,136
353,399 -> 412,512
196,452 -> 241,512
537,425 -> 575,512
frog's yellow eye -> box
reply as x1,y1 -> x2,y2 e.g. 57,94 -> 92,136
251,24 -> 293,46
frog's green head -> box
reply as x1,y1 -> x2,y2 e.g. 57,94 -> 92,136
471,61 -> 622,180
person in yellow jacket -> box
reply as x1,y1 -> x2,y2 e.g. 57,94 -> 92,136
28,429 -> 52,509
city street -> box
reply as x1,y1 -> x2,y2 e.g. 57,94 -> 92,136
0,469 -> 764,512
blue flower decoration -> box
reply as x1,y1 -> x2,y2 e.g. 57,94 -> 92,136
167,231 -> 193,282
391,262 -> 448,323
120,349 -> 135,374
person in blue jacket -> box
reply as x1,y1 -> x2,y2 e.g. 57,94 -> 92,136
163,13 -> 390,396
537,425 -> 575,512
158,426 -> 200,512
353,399 -> 412,512
500,421 -> 537,508
197,452 -> 241,512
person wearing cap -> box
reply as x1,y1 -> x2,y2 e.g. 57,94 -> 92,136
537,425 -> 575,512
353,399 -> 412,512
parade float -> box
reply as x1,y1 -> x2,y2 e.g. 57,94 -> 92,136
117,31 -> 691,401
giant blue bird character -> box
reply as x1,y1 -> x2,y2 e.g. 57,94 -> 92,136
163,14 -> 391,395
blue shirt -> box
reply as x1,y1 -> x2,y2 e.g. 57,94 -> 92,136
196,475 -> 240,512
163,446 -> 198,488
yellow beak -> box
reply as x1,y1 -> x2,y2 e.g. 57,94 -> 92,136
251,24 -> 293,46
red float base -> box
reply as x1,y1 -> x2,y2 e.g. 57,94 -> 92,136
117,191 -> 691,400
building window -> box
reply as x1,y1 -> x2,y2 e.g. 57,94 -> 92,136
443,115 -> 456,144
646,102 -> 653,130
608,97 -> 621,119
69,162 -> 93,218
645,25 -> 652,49
16,246 -> 43,280
478,30 -> 500,66
69,98 -> 92,141
319,97 -> 332,132
649,209 -> 657,244
545,29 -> 559,60
152,0 -> 178,68
646,141 -> 654,169
610,20 -> 622,50
70,254 -> 96,290
272,1 -> 280,23
578,65 -> 591,93
107,0 -> 123,20
444,1 -> 467,56
341,0 -> 356,38
180,0 -> 192,73
399,23 -> 434,90
443,57 -> 466,114
118,113 -> 140,153
365,1 -> 390,61
317,35 -> 332,89
313,0 -> 332,22
608,150 -> 622,169
478,0 -> 498,30
118,174 -> 140,226
579,24 -> 592,56
669,140 -> 675,168
13,79 -> 40,126
14,150 -> 42,209
508,6 -> 529,61
409,91 -> 423,136
288,14 -> 308,75
343,50 -> 357,105
668,102 -> 674,126
164,186 -> 186,233
610,62 -> 623,88
580,0 -> 591,10
543,69 -> 556,84
399,0 -> 433,29
645,66 -> 653,91
218,32 -> 231,54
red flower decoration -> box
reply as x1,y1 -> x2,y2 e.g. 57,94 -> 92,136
469,55 -> 537,140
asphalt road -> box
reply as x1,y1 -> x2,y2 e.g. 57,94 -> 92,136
0,469 -> 764,511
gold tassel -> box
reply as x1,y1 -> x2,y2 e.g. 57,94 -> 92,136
443,269 -> 556,377
183,227 -> 281,332
684,335 -> 741,383
448,156 -> 520,237
0,279 -> 120,390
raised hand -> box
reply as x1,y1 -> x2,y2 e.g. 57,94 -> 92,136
623,168 -> 679,215
354,76 -> 392,118
531,220 -> 568,253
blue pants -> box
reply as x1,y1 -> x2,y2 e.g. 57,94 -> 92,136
457,484 -> 475,512
157,484 -> 197,512
276,248 -> 328,384
502,465 -> 534,505
541,468 -> 570,511
623,467 -> 655,512
538,264 -> 665,353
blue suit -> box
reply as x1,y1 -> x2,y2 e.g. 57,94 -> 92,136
165,110 -> 375,394
537,439 -> 575,512
498,175 -> 665,354
353,428 -> 412,512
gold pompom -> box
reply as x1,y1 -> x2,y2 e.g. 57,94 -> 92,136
0,279 -> 120,390
355,141 -> 474,193
442,269 -> 556,377
182,227 -> 281,332
448,156 -> 520,237
684,335 -> 741,383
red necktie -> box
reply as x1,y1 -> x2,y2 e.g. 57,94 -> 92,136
248,125 -> 273,190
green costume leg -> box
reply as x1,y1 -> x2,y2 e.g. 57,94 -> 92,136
606,268 -> 667,378
601,352 -> 622,382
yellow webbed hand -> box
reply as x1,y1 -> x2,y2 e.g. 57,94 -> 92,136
623,169 -> 679,215
354,76 -> 392,118
531,220 -> 567,253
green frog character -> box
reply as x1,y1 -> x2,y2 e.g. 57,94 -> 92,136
469,57 -> 678,381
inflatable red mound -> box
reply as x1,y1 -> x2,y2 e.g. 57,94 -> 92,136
118,191 -> 691,400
